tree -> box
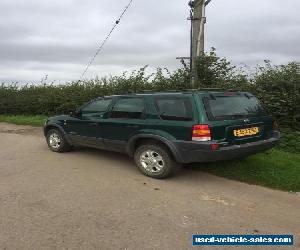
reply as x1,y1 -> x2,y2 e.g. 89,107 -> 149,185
194,48 -> 247,88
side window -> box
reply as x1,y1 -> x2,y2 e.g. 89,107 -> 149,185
81,99 -> 112,119
110,98 -> 145,119
155,97 -> 193,121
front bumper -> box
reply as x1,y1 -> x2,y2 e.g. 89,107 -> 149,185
173,131 -> 280,163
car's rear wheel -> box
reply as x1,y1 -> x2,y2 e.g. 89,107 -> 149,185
134,144 -> 181,179
46,129 -> 72,153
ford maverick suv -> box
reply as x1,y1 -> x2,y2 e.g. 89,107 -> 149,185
44,90 -> 280,179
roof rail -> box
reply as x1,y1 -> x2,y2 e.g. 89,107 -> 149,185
197,88 -> 224,91
131,89 -> 190,94
113,88 -> 241,95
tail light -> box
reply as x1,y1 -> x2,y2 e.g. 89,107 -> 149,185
192,124 -> 211,141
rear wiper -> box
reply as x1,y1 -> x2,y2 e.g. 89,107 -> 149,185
231,113 -> 248,119
214,114 -> 248,120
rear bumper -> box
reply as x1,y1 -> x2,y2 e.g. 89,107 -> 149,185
173,131 -> 280,163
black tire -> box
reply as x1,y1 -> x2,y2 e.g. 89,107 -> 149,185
134,144 -> 181,179
46,129 -> 72,153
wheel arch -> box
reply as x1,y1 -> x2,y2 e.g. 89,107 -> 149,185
127,135 -> 183,162
44,123 -> 72,145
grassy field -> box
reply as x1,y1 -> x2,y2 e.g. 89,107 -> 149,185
193,150 -> 300,192
0,115 -> 47,126
0,115 -> 299,192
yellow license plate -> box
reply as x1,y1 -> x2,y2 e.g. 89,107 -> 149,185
234,127 -> 260,137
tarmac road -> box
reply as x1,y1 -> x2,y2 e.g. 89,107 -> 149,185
0,123 -> 299,250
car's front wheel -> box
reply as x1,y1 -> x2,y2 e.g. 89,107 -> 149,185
134,144 -> 181,179
46,129 -> 72,153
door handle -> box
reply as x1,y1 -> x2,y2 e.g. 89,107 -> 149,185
91,114 -> 104,118
126,125 -> 139,129
89,122 -> 98,126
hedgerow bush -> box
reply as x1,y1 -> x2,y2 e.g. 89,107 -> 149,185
0,49 -> 299,131
250,62 -> 300,129
0,65 -> 192,116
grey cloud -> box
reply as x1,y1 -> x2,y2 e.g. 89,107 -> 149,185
0,0 -> 299,82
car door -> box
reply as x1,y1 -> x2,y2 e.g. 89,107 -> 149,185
65,98 -> 112,148
100,97 -> 146,153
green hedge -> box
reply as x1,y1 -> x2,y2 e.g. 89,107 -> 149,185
0,64 -> 300,126
0,67 -> 190,116
0,51 -> 299,130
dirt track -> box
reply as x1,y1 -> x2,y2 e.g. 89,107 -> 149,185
0,122 -> 299,250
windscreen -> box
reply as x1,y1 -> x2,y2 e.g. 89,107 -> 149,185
204,94 -> 266,120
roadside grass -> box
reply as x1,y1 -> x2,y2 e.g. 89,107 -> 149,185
0,115 -> 299,192
194,149 -> 300,192
0,115 -> 47,127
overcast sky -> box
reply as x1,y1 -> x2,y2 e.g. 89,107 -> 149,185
0,0 -> 299,83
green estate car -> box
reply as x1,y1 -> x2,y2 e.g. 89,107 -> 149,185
44,89 -> 280,179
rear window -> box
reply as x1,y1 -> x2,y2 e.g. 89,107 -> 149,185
155,97 -> 193,121
203,94 -> 266,120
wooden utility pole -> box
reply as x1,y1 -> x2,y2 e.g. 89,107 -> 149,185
190,0 -> 210,87
192,0 -> 205,63
178,1 -> 211,87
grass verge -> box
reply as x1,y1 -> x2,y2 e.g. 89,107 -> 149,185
0,115 -> 47,127
195,149 -> 300,192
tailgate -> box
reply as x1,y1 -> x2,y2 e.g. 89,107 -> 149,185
200,92 -> 274,144
209,117 -> 273,144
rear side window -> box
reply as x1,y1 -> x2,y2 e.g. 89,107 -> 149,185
203,94 -> 266,120
155,97 -> 193,121
110,98 -> 145,119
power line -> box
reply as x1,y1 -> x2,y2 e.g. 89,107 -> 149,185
80,0 -> 134,80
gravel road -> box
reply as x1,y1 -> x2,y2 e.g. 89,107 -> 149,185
0,123 -> 299,250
